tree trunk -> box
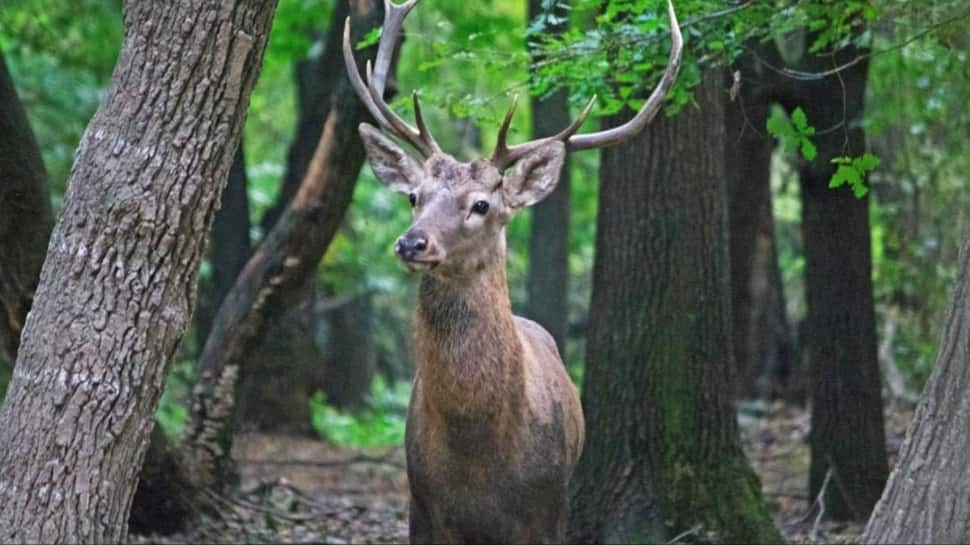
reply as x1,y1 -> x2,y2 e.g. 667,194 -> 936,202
322,291 -> 375,409
237,8 -> 347,431
0,1 -> 276,542
792,48 -> 888,521
196,144 -> 252,351
569,69 -> 780,544
860,240 -> 970,544
0,48 -> 52,368
259,30 -> 340,233
725,56 -> 775,399
183,0 -> 384,490
525,0 -> 572,354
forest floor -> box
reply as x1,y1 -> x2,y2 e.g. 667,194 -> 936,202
131,401 -> 914,544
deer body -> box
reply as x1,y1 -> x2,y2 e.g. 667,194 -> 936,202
406,254 -> 584,543
342,1 -> 681,541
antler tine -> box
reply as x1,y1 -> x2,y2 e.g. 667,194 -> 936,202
492,95 -> 595,169
412,91 -> 440,154
491,0 -> 682,170
343,0 -> 439,158
491,95 -> 519,161
343,18 -> 387,127
568,0 -> 683,150
365,61 -> 439,157
371,0 -> 422,97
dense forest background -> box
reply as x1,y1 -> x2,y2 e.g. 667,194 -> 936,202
0,0 -> 968,543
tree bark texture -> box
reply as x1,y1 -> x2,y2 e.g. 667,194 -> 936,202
0,48 -> 53,366
184,0 -> 384,490
196,144 -> 252,351
525,0 -> 572,355
569,69 -> 780,544
0,1 -> 277,542
793,48 -> 888,521
861,240 -> 970,544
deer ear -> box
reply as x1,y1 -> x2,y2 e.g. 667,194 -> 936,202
359,123 -> 423,193
502,141 -> 566,208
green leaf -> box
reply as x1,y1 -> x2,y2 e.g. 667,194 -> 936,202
791,107 -> 810,132
855,152 -> 881,172
829,164 -> 861,189
801,139 -> 818,161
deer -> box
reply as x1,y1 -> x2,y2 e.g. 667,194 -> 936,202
343,1 -> 682,542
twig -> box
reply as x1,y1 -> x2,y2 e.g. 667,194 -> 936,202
755,10 -> 970,81
666,524 -> 703,544
808,469 -> 833,543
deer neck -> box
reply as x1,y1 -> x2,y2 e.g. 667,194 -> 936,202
414,252 -> 526,420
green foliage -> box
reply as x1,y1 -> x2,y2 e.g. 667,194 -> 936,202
766,106 -> 818,161
309,378 -> 410,448
830,153 -> 880,198
155,361 -> 195,438
0,363 -> 10,403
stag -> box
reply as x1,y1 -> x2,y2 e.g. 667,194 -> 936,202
344,1 -> 682,542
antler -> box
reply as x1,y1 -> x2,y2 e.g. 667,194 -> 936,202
343,0 -> 440,158
492,0 -> 683,170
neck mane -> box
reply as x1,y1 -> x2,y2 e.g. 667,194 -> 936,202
414,253 -> 525,418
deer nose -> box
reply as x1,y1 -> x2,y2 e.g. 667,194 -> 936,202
395,230 -> 430,261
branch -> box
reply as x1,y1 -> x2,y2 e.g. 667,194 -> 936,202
757,10 -> 970,81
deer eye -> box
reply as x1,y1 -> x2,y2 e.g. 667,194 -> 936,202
472,200 -> 490,215
408,192 -> 417,207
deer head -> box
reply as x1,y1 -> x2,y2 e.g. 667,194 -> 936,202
345,0 -> 683,279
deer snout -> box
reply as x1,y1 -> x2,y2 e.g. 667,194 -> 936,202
395,229 -> 432,262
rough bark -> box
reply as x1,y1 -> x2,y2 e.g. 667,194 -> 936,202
525,0 -> 572,354
0,1 -> 276,542
569,69 -> 780,544
861,240 -> 970,544
183,0 -> 384,490
196,144 -> 252,350
792,48 -> 888,521
0,48 -> 53,368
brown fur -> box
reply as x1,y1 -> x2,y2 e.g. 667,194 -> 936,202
359,125 -> 584,543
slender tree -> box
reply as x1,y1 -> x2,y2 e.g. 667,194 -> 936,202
183,0 -> 386,490
0,1 -> 277,541
0,48 -> 53,367
569,68 -> 780,544
725,53 -> 777,397
861,240 -> 970,544
525,0 -> 572,353
790,46 -> 888,520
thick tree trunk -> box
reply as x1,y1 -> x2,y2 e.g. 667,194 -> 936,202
793,48 -> 888,521
183,0 -> 384,490
0,48 -> 52,368
861,240 -> 970,544
569,69 -> 780,544
0,1 -> 276,542
196,144 -> 252,350
525,0 -> 571,354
